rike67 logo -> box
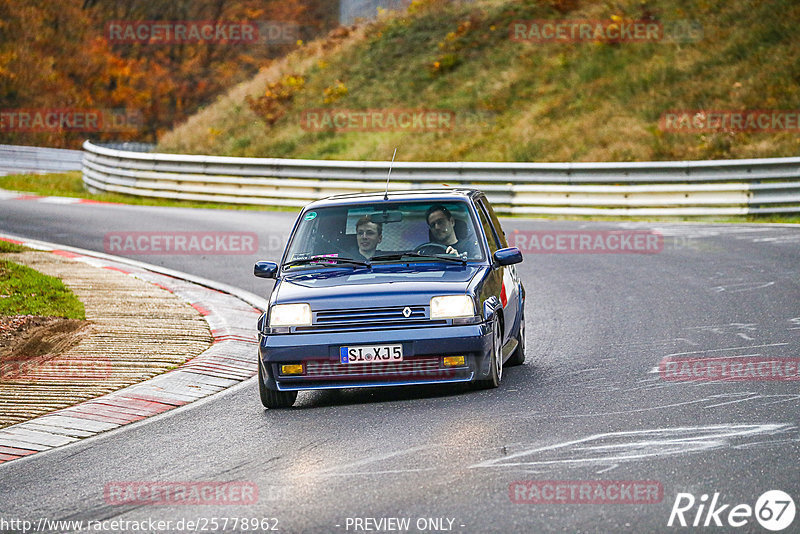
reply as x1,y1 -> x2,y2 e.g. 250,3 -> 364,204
668,490 -> 796,531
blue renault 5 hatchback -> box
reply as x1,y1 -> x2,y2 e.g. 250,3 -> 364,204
254,189 -> 525,408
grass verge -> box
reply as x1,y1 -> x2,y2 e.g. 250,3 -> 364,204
0,251 -> 86,319
0,172 -> 297,212
0,241 -> 25,253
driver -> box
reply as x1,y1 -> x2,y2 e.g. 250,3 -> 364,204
425,204 -> 477,257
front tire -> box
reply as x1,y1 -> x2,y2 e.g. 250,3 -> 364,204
259,361 -> 297,408
475,319 -> 502,389
505,311 -> 525,367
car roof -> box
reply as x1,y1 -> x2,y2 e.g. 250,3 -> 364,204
301,188 -> 483,209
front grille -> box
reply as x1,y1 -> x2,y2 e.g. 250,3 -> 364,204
315,305 -> 427,326
295,319 -> 447,333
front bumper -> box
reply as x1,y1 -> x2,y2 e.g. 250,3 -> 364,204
259,323 -> 493,391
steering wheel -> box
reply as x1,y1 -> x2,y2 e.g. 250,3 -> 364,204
414,242 -> 451,255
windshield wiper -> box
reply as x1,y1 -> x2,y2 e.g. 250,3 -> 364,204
283,257 -> 370,269
370,252 -> 466,264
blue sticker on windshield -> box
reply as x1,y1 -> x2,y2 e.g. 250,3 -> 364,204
304,212 -> 317,221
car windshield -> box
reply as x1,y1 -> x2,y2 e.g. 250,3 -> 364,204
283,200 -> 485,267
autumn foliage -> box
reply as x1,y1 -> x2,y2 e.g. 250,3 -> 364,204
0,0 -> 338,148
245,74 -> 305,126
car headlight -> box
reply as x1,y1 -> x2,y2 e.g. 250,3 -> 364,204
269,303 -> 312,327
430,295 -> 475,319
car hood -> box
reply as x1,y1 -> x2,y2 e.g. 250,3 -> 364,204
274,264 -> 484,309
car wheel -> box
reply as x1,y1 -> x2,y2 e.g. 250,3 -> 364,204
505,311 -> 525,367
475,318 -> 502,389
259,361 -> 297,408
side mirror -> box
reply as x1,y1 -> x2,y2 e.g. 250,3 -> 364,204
494,247 -> 523,266
254,261 -> 279,279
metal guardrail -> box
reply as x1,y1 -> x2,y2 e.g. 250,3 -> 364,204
0,144 -> 83,175
95,142 -> 156,153
81,141 -> 800,216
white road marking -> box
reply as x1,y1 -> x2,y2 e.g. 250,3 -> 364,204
760,394 -> 800,406
521,392 -> 798,420
703,395 -> 763,409
468,424 -> 788,469
309,467 -> 438,478
595,464 -> 619,474
733,438 -> 800,450
664,343 -> 788,358
690,323 -> 758,334
712,281 -> 775,292
297,445 -> 432,478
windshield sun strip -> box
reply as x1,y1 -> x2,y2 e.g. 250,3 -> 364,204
370,253 -> 466,264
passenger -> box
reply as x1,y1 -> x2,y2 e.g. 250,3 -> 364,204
354,215 -> 383,260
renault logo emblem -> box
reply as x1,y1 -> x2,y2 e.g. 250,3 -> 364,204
402,307 -> 412,318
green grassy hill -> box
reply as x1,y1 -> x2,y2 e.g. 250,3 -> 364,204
157,0 -> 799,162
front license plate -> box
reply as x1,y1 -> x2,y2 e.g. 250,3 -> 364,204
340,344 -> 403,364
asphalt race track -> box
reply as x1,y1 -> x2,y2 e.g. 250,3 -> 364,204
1,196 -> 799,533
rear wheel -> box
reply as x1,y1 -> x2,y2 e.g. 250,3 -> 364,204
475,318 -> 502,389
505,312 -> 525,367
259,361 -> 297,408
